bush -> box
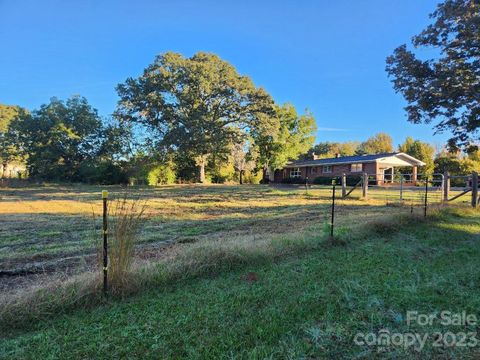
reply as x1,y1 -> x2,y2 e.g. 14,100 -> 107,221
312,176 -> 362,186
312,176 -> 340,185
243,170 -> 263,184
78,161 -> 128,185
147,163 -> 176,185
281,177 -> 307,184
210,162 -> 235,183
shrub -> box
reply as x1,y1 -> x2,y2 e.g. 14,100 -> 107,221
147,162 -> 176,185
312,176 -> 340,185
281,177 -> 307,184
210,162 -> 235,183
243,170 -> 263,184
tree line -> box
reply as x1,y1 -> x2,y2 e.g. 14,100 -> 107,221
0,53 -> 316,184
1,0 -> 479,184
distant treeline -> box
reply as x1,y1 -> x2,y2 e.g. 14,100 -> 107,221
0,52 -> 479,185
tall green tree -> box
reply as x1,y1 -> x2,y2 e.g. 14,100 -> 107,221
10,96 -> 128,182
386,0 -> 480,151
398,137 -> 435,175
253,103 -> 316,179
356,132 -> 393,154
0,104 -> 25,177
434,150 -> 479,185
115,52 -> 276,183
300,141 -> 359,160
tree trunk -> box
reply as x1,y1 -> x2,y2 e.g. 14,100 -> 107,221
262,166 -> 269,183
198,162 -> 205,183
1,162 -> 7,179
239,170 -> 243,185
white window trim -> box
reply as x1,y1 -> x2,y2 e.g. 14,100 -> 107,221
290,167 -> 301,178
351,163 -> 363,172
323,165 -> 332,173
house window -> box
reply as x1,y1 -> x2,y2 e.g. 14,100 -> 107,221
323,165 -> 332,173
290,167 -> 301,178
311,167 -> 317,174
351,163 -> 363,172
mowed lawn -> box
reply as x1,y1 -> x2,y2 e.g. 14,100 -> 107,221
1,204 -> 479,358
0,184 -> 478,358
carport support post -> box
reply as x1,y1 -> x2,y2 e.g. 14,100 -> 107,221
443,171 -> 450,203
102,190 -> 108,295
472,171 -> 478,208
341,173 -> 346,198
362,172 -> 368,199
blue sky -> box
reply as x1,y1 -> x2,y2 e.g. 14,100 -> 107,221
0,0 -> 445,149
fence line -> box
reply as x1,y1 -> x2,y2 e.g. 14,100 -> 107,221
299,171 -> 479,208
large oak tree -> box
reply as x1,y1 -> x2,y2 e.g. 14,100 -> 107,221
115,52 -> 276,182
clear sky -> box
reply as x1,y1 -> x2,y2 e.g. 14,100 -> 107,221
0,0 -> 445,149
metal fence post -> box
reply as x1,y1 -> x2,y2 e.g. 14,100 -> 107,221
362,173 -> 368,199
472,171 -> 478,208
102,190 -> 108,295
330,179 -> 336,239
341,173 -> 346,198
424,177 -> 428,218
400,175 -> 404,201
443,171 -> 450,203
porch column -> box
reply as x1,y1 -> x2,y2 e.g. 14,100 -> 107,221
412,165 -> 418,185
391,167 -> 394,183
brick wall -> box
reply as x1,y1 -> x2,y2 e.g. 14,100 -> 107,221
278,162 -> 378,182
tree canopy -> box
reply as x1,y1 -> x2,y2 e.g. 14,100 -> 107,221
386,0 -> 480,151
9,96 -> 129,182
398,137 -> 435,175
253,103 -> 316,174
356,132 -> 394,154
0,104 -> 26,172
300,141 -> 359,160
115,52 -> 276,182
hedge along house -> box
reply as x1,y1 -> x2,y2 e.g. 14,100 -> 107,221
273,152 -> 426,185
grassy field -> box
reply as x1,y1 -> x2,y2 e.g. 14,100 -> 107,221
0,183 -> 468,276
0,184 -> 478,358
0,184 -> 403,276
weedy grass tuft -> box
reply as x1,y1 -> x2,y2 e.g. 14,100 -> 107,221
106,196 -> 148,295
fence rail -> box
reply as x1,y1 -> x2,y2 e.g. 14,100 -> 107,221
298,171 -> 480,208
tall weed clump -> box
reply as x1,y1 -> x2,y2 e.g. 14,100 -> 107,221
104,196 -> 148,294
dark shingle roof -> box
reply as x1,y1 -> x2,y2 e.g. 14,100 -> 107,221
286,152 -> 400,167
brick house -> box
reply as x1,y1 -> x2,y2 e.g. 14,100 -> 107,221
272,152 -> 425,184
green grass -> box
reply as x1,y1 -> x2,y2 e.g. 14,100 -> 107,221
1,207 -> 479,359
0,184 -> 470,268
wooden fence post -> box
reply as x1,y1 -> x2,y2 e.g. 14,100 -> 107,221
341,173 -> 346,198
443,171 -> 450,203
472,171 -> 478,208
362,172 -> 368,199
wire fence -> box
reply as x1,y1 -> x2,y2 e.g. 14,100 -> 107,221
290,171 -> 478,207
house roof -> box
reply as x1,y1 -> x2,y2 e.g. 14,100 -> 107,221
284,152 -> 426,168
